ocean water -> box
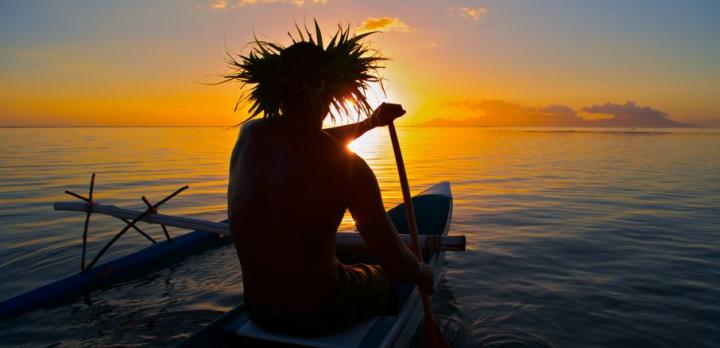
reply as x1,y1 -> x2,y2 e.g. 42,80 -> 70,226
0,126 -> 719,347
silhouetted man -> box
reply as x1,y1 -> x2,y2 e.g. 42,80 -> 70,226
227,38 -> 432,337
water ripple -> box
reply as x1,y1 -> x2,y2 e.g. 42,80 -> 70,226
1,127 -> 719,347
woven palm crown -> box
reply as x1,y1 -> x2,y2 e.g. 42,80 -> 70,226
224,21 -> 386,121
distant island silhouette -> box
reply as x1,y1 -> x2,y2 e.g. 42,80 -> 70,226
416,101 -> 696,128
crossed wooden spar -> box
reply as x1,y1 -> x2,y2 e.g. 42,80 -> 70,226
63,173 -> 188,272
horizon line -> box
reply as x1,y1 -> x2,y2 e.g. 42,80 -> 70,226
1,125 -> 717,129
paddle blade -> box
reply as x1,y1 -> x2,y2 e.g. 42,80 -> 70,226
423,316 -> 451,348
420,294 -> 451,348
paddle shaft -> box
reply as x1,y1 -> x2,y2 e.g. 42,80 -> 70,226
387,122 -> 449,348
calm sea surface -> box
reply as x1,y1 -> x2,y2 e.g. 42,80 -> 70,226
0,127 -> 719,347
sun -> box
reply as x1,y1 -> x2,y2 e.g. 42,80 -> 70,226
363,82 -> 387,110
325,82 -> 390,128
334,82 -> 390,123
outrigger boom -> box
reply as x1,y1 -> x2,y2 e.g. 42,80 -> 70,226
53,202 -> 466,252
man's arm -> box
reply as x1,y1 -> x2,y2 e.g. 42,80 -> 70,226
324,103 -> 406,145
324,118 -> 374,145
348,155 -> 433,291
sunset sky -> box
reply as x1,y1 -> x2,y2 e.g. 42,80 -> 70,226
1,0 -> 719,127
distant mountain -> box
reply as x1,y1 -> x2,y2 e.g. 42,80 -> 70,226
416,116 -> 694,128
416,101 -> 696,128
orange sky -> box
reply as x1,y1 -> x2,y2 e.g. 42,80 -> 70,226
1,1 -> 719,127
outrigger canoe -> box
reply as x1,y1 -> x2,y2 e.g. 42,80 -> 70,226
179,181 -> 453,348
0,181 -> 459,348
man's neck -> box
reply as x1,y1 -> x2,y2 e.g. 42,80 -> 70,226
279,112 -> 325,132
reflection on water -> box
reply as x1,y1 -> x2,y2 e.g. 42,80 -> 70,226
1,127 -> 719,347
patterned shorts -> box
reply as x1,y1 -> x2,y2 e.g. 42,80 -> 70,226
246,263 -> 394,337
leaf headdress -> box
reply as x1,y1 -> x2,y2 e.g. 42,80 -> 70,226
224,21 -> 386,122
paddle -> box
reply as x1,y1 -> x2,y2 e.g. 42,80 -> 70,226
388,122 -> 451,348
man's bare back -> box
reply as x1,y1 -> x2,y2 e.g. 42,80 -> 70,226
228,118 -> 353,312
228,105 -> 432,318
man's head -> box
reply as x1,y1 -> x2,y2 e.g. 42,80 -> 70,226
224,21 -> 386,124
276,42 -> 331,120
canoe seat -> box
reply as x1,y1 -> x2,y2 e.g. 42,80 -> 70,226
223,313 -> 384,348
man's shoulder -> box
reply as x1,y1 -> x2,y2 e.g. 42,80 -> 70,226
231,119 -> 268,161
239,118 -> 268,134
237,118 -> 280,145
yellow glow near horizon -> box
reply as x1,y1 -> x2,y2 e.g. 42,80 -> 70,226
1,2 -> 719,127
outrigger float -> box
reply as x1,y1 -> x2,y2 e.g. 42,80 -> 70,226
0,175 -> 463,348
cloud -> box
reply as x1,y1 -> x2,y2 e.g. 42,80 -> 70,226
421,100 -> 693,127
357,17 -> 414,34
207,0 -> 327,9
438,100 -> 586,127
579,101 -> 692,127
459,6 -> 487,21
240,0 -> 328,5
582,102 -> 673,125
209,0 -> 228,9
539,104 -> 577,117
